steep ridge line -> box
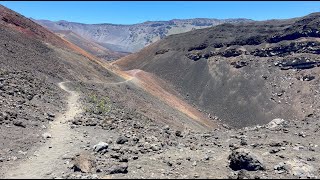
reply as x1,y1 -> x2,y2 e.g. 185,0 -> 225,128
4,81 -> 83,179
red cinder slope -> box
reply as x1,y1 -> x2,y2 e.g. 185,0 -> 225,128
0,5 -> 97,61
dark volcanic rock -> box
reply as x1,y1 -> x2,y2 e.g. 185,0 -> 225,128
220,49 -> 243,57
116,136 -> 129,144
13,120 -> 26,128
230,61 -> 248,69
107,163 -> 128,174
228,148 -> 266,171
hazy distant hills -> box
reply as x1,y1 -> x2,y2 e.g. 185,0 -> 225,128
35,18 -> 253,53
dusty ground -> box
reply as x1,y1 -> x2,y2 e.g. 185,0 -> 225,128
2,76 -> 319,179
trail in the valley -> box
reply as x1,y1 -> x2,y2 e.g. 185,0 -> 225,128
4,81 -> 82,179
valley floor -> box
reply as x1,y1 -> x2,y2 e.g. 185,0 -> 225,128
1,77 -> 320,179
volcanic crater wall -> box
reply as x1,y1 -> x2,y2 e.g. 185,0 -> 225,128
114,13 -> 320,128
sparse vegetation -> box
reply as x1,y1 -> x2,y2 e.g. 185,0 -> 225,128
85,93 -> 112,115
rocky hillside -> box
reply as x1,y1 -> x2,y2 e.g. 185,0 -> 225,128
114,12 -> 320,128
0,4 -> 121,171
35,18 -> 252,53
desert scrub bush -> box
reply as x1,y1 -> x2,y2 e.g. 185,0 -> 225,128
85,93 -> 112,115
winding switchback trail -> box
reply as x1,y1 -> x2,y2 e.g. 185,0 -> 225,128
4,81 -> 82,179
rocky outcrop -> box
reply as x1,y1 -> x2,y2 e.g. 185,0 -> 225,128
252,41 -> 320,57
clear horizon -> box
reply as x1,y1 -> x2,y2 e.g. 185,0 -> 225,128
0,1 -> 319,25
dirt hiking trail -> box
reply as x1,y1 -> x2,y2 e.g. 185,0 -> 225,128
4,81 -> 83,179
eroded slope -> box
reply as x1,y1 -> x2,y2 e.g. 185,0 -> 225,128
114,12 -> 320,128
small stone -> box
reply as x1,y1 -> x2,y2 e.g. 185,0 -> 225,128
293,146 -> 304,151
269,142 -> 283,147
307,157 -> 316,161
192,161 -> 197,166
163,125 -> 170,131
175,130 -> 183,137
240,139 -> 248,146
107,163 -> 128,174
119,156 -> 129,162
266,118 -> 285,129
204,155 -> 210,161
106,138 -> 113,144
150,144 -> 160,151
93,142 -> 108,152
111,145 -> 121,152
116,136 -> 128,144
62,154 -> 74,160
42,133 -> 52,139
274,162 -> 289,174
47,112 -> 55,118
132,156 -> 139,160
270,148 -> 281,154
13,120 -> 26,128
298,132 -> 306,138
18,150 -> 27,155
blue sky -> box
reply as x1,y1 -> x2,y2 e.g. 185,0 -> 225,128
0,1 -> 319,24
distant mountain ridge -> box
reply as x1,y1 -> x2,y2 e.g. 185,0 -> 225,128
34,18 -> 253,53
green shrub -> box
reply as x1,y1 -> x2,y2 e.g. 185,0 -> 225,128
85,93 -> 112,115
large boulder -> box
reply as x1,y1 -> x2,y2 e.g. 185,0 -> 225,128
72,152 -> 96,173
265,118 -> 285,129
228,148 -> 266,171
